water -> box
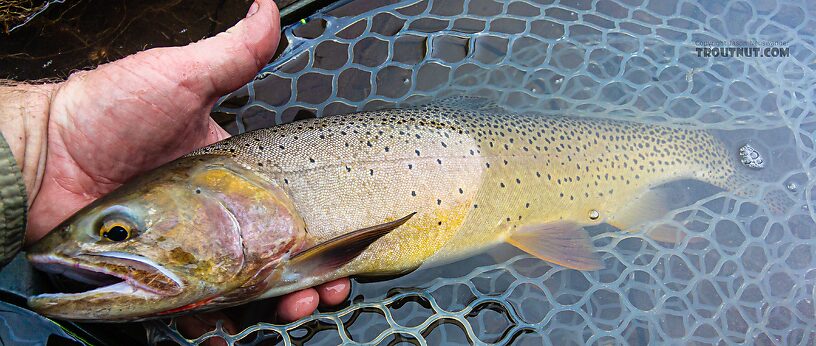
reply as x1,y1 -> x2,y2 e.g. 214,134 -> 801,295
152,0 -> 816,344
0,0 -> 254,80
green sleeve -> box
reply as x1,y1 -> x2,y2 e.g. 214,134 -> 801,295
0,131 -> 27,267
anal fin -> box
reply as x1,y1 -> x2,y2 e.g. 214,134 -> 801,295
607,186 -> 685,243
507,221 -> 602,271
289,213 -> 416,277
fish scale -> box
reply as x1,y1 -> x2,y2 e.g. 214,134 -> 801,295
195,103 -> 738,275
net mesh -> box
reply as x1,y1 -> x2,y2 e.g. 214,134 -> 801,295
150,0 -> 816,344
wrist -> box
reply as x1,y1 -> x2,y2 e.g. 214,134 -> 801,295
0,81 -> 56,207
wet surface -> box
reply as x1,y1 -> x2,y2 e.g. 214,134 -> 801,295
0,0 -> 53,33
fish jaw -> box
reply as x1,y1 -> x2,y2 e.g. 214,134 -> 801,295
27,253 -> 189,321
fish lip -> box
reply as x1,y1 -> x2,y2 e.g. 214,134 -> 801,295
28,252 -> 184,297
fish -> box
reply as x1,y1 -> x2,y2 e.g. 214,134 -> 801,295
26,98 -> 758,321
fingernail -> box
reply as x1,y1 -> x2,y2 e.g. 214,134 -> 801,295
277,289 -> 319,322
294,295 -> 316,315
246,1 -> 259,17
317,279 -> 350,306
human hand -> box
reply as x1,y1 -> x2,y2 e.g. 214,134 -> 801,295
0,0 -> 349,335
22,0 -> 279,243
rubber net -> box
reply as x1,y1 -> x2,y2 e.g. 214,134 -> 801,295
150,0 -> 816,344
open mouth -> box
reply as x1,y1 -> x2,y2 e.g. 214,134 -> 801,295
28,252 -> 184,298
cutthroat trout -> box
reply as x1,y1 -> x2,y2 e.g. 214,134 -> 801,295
27,99 -> 755,321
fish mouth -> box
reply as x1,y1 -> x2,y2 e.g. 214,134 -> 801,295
28,252 -> 185,300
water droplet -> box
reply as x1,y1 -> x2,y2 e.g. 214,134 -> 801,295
589,210 -> 600,220
738,144 -> 765,169
786,182 -> 797,192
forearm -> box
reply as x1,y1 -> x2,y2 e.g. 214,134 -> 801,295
0,81 -> 55,206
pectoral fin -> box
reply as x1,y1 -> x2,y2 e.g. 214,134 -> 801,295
507,221 -> 602,271
289,213 -> 416,277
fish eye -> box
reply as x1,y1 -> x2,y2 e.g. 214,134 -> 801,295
99,219 -> 136,242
